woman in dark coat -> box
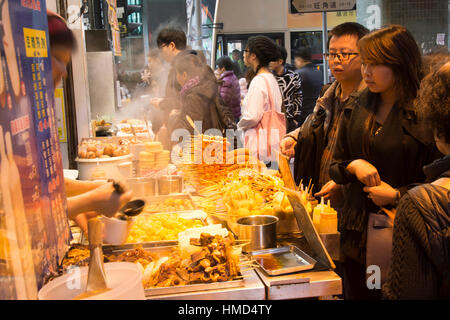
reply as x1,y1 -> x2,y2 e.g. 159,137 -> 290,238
383,59 -> 450,300
329,25 -> 440,300
168,54 -> 218,138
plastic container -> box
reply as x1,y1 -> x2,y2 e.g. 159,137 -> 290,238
101,215 -> 134,245
157,175 -> 183,195
38,262 -> 145,300
126,176 -> 156,198
75,155 -> 132,181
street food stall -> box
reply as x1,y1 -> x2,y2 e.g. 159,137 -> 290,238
46,133 -> 342,300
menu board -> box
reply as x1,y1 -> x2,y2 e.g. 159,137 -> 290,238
0,0 -> 70,299
107,0 -> 121,56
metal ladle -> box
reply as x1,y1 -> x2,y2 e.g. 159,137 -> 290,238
117,199 -> 146,220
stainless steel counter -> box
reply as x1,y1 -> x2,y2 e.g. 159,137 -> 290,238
146,269 -> 266,300
255,268 -> 342,300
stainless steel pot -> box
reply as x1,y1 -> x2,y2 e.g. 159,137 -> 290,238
126,177 -> 156,197
157,175 -> 183,195
236,215 -> 279,252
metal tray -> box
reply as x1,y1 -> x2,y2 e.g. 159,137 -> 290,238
103,243 -> 245,297
141,193 -> 197,213
250,245 -> 316,276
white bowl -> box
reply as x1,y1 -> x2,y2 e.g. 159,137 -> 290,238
38,262 -> 145,300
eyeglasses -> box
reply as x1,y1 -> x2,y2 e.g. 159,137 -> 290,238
323,52 -> 359,62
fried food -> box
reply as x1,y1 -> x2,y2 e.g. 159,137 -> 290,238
143,198 -> 195,213
146,233 -> 241,288
126,213 -> 204,243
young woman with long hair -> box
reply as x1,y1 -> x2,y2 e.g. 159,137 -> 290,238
237,36 -> 284,165
329,25 -> 441,300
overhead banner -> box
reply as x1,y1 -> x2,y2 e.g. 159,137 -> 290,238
290,0 -> 356,13
0,0 -> 70,299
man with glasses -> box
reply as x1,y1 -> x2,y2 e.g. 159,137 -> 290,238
280,22 -> 369,207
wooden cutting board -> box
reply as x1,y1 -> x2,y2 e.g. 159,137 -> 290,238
277,152 -> 296,190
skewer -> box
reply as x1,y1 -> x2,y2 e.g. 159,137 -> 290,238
307,179 -> 312,194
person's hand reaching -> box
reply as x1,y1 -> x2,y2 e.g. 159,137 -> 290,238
280,137 -> 297,159
88,181 -> 133,218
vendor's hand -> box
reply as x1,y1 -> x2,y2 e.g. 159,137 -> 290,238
363,181 -> 398,207
89,182 -> 133,218
280,137 -> 297,159
346,159 -> 381,187
73,211 -> 98,235
315,180 -> 344,208
150,97 -> 163,109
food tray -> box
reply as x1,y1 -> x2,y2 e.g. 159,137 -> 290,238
141,193 -> 197,213
102,243 -> 245,297
124,210 -> 209,245
249,245 -> 316,276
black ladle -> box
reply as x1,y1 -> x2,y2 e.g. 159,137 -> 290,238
117,199 -> 146,220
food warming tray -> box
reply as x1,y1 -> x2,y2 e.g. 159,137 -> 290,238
102,242 -> 245,297
249,245 -> 316,276
141,193 -> 197,213
124,209 -> 209,246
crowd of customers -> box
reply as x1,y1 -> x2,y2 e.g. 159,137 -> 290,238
143,26 -> 449,300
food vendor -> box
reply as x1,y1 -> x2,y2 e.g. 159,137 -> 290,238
47,11 -> 132,233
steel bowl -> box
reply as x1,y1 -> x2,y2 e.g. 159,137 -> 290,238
236,215 -> 279,252
126,176 -> 156,197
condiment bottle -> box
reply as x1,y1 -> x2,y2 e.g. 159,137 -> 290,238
318,200 -> 338,234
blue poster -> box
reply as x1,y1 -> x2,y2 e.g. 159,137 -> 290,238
0,0 -> 70,299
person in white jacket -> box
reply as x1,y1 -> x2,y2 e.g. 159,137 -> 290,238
237,36 -> 283,165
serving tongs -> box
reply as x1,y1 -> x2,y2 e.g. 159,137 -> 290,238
73,218 -> 110,299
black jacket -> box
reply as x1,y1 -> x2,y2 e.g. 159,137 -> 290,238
292,81 -> 364,194
383,156 -> 450,299
329,88 -> 441,261
296,62 -> 323,124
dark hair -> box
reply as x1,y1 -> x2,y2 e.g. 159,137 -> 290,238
359,25 -> 422,106
216,56 -> 233,71
47,12 -> 77,50
232,49 -> 241,55
358,25 -> 423,157
157,28 -> 186,50
245,36 -> 280,74
277,46 -> 288,65
422,48 -> 450,75
293,47 -> 311,62
327,22 -> 369,48
245,68 -> 256,89
174,53 -> 208,79
417,58 -> 450,143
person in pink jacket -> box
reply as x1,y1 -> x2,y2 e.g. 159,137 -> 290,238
216,56 -> 241,122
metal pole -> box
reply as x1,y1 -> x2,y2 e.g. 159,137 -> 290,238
322,11 -> 328,84
194,0 -> 203,50
210,0 -> 220,69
